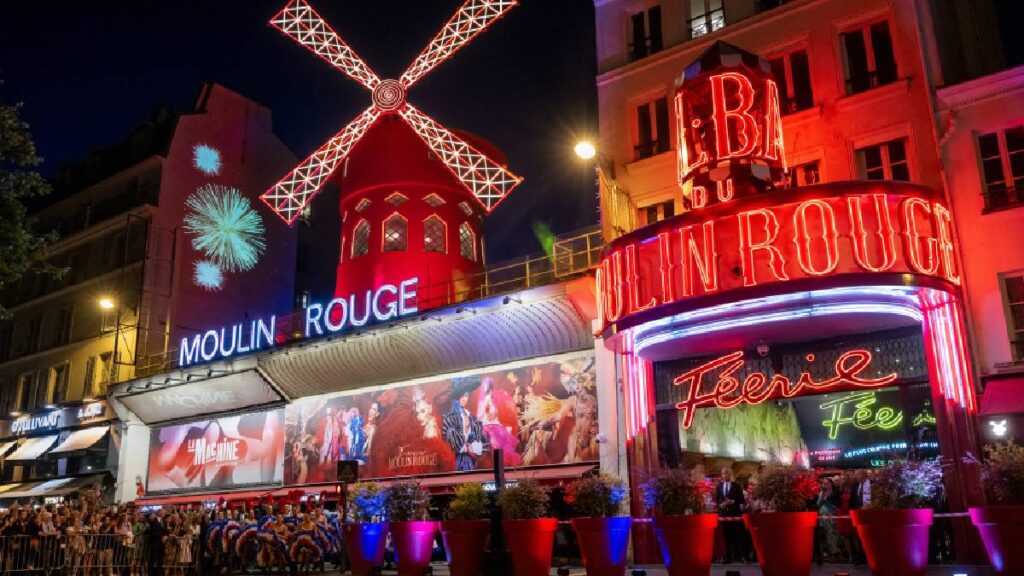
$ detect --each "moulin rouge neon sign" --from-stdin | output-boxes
[673,349,897,429]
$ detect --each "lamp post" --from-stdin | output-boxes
[574,140,635,240]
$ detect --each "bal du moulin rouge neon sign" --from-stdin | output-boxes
[673,349,898,429]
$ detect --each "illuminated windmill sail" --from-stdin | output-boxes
[261,0,523,225]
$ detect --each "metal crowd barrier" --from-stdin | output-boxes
[0,534,200,575]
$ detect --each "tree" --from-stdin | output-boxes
[0,89,57,317]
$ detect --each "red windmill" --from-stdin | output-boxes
[260,0,523,226]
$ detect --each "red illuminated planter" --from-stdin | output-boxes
[390,521,438,576]
[653,513,718,576]
[970,506,1024,575]
[571,516,631,576]
[744,512,817,576]
[503,518,557,576]
[441,519,490,576]
[342,522,388,576]
[851,508,933,576]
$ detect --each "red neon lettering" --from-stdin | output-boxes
[678,221,719,296]
[737,208,789,286]
[675,92,706,181]
[709,72,759,159]
[657,232,677,303]
[932,203,960,285]
[793,199,839,276]
[690,185,709,209]
[625,244,657,313]
[762,79,785,165]
[601,252,625,322]
[673,349,898,429]
[716,179,735,202]
[901,197,940,275]
[847,194,897,272]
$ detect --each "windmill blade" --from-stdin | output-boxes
[399,0,519,88]
[271,0,381,91]
[399,104,522,212]
[261,106,382,225]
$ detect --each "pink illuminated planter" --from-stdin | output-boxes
[441,519,489,576]
[389,521,438,576]
[503,518,557,576]
[571,516,631,576]
[342,522,388,576]
[851,508,933,576]
[653,513,718,576]
[970,506,1024,575]
[744,512,817,576]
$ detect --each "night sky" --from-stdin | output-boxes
[0,1,599,263]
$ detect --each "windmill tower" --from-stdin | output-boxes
[261,0,522,308]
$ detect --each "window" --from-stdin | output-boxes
[689,0,725,39]
[0,323,12,362]
[841,20,898,95]
[857,139,909,181]
[641,200,675,225]
[1004,274,1024,361]
[768,49,813,114]
[26,314,43,355]
[354,198,372,213]
[978,125,1024,211]
[34,370,51,408]
[788,160,821,187]
[385,192,408,206]
[423,193,445,207]
[49,362,70,405]
[351,220,370,258]
[629,5,663,62]
[635,98,671,161]
[423,215,446,253]
[84,352,113,399]
[458,202,474,217]
[459,223,476,261]
[57,304,74,346]
[383,214,408,252]
[0,379,14,415]
[17,372,35,411]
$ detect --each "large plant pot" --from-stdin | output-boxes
[571,516,631,576]
[441,519,490,576]
[970,506,1024,575]
[653,513,719,576]
[390,521,439,576]
[851,508,932,576]
[342,522,388,576]
[503,518,558,576]
[744,512,817,576]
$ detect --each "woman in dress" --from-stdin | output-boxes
[815,476,842,563]
[476,378,522,466]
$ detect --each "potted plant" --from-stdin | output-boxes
[968,441,1024,575]
[851,459,942,576]
[566,474,631,576]
[498,479,557,576]
[385,480,437,576]
[343,482,388,576]
[640,468,717,576]
[441,483,490,576]
[744,464,819,576]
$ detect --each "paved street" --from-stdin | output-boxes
[366,563,993,575]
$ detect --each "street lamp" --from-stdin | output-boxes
[98,297,115,310]
[574,140,597,160]
[574,140,635,239]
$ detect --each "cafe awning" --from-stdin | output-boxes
[6,435,59,461]
[981,377,1024,415]
[49,426,109,455]
[0,441,17,458]
[0,475,107,500]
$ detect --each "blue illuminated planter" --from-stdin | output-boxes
[571,516,631,576]
[971,506,1024,575]
[342,522,387,576]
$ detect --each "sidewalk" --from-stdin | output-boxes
[410,563,991,575]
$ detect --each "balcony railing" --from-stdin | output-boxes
[134,226,605,377]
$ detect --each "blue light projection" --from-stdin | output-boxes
[184,184,266,273]
[192,144,222,175]
[193,260,224,291]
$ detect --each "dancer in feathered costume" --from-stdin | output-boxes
[255,530,288,571]
[221,520,243,555]
[234,525,261,568]
[288,530,324,573]
[207,519,228,569]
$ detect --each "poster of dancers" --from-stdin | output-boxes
[283,353,598,483]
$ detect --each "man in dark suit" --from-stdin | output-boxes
[441,390,489,471]
[716,467,746,563]
[147,511,168,576]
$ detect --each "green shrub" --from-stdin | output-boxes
[751,464,818,513]
[447,483,489,521]
[385,480,430,522]
[640,468,712,515]
[567,473,628,517]
[973,441,1024,506]
[869,459,944,510]
[497,479,549,520]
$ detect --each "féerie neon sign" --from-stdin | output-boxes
[819,391,903,440]
[673,349,897,428]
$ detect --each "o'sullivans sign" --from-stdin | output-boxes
[179,278,419,367]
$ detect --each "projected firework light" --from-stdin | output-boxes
[184,184,267,291]
[260,0,523,225]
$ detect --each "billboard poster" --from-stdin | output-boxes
[284,353,597,483]
[148,409,284,492]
